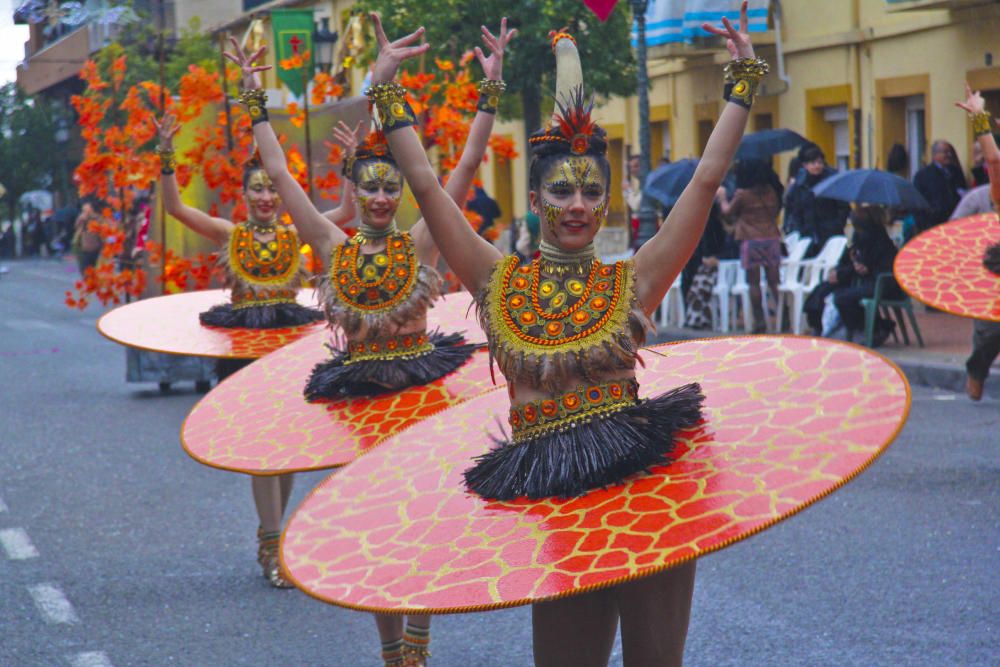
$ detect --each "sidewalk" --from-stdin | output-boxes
[653,306,1000,400]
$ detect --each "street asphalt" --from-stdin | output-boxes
[1,257,997,667]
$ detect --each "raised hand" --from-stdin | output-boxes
[223,36,271,91]
[369,12,430,84]
[955,83,986,115]
[332,119,365,156]
[475,17,517,81]
[701,0,755,60]
[151,113,179,149]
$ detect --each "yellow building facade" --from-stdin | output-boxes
[484,0,1000,245]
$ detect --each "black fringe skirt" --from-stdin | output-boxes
[983,241,1000,276]
[464,383,705,501]
[303,330,477,401]
[199,302,324,329]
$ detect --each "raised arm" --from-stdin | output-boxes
[225,38,347,267]
[321,120,363,226]
[633,1,757,313]
[956,84,1000,206]
[370,14,502,293]
[411,19,516,266]
[153,113,232,245]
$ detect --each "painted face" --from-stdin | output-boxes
[534,156,609,249]
[355,160,403,227]
[244,170,279,221]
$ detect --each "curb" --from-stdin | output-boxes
[651,328,1000,401]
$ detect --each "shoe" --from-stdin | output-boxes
[966,375,984,402]
[258,530,294,589]
[872,320,896,348]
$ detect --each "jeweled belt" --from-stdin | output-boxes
[232,287,298,309]
[509,377,640,444]
[344,331,434,364]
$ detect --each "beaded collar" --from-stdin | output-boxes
[228,222,300,286]
[330,231,418,314]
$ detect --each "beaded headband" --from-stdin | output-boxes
[343,130,398,181]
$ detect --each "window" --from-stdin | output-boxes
[823,105,850,171]
[904,95,926,176]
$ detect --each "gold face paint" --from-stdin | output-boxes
[356,161,403,219]
[539,157,608,233]
[245,169,279,222]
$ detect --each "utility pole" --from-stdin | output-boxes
[630,0,658,247]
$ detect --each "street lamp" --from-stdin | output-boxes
[54,115,71,209]
[313,17,339,73]
[629,0,658,248]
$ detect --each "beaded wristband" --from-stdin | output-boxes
[723,56,769,109]
[157,146,176,175]
[238,88,269,125]
[477,79,506,114]
[971,111,992,137]
[367,82,417,132]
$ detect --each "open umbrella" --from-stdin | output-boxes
[812,169,930,210]
[644,158,698,208]
[735,128,808,160]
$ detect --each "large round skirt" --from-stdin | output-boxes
[181,292,492,475]
[281,336,910,614]
[894,214,1000,321]
[97,289,324,359]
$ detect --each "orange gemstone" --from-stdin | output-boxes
[396,268,407,277]
[572,311,590,324]
[513,276,529,290]
[545,321,564,337]
[520,311,537,324]
[518,265,531,274]
[599,266,613,276]
[595,281,610,291]
[609,383,622,398]
[541,400,558,417]
[523,404,537,422]
[387,340,398,350]
[509,295,526,309]
[367,289,380,300]
[510,411,521,426]
[402,335,413,346]
[590,297,608,310]
[371,342,380,352]
[562,394,580,409]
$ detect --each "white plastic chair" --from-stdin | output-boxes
[776,235,848,334]
[658,274,685,328]
[710,259,741,332]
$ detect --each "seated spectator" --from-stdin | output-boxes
[682,202,735,330]
[803,207,901,346]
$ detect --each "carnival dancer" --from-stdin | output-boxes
[948,86,1000,400]
[223,20,515,665]
[150,115,353,588]
[365,6,761,664]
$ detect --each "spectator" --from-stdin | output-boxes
[467,185,502,237]
[682,202,735,329]
[913,139,967,232]
[784,144,850,255]
[887,143,909,178]
[73,198,104,275]
[622,154,642,247]
[716,159,783,333]
[514,210,540,261]
[803,207,901,345]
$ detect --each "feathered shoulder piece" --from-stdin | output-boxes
[528,86,607,158]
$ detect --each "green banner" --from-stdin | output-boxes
[271,8,314,97]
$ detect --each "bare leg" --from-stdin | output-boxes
[278,473,295,516]
[251,476,284,533]
[746,266,764,332]
[617,561,697,667]
[764,264,780,332]
[533,588,619,667]
[374,614,404,643]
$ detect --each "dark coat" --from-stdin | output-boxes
[912,162,966,231]
[784,166,850,254]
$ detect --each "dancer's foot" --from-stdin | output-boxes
[402,623,431,666]
[965,374,984,401]
[258,530,294,588]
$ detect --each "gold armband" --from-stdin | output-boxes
[723,56,769,109]
[477,79,506,114]
[157,146,176,175]
[366,82,417,132]
[971,111,992,137]
[238,88,268,124]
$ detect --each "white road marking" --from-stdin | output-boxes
[5,319,57,331]
[68,652,114,667]
[0,527,40,559]
[28,583,79,624]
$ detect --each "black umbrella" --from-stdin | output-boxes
[644,158,699,208]
[811,169,930,210]
[735,128,808,160]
